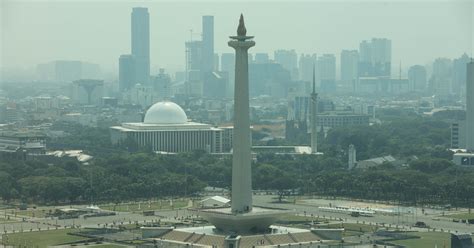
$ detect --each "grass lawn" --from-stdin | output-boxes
[390,232,451,248]
[14,209,49,218]
[90,244,132,248]
[2,229,89,248]
[446,212,474,220]
[326,223,378,237]
[328,223,376,232]
[277,214,327,223]
[99,199,188,212]
[0,218,16,224]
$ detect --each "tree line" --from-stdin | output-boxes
[0,116,473,208]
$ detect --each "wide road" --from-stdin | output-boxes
[1,195,472,240]
[253,194,473,234]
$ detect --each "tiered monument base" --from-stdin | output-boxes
[191,207,293,234]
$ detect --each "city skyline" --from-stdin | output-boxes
[0,3,474,246]
[1,0,473,78]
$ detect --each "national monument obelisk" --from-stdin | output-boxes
[195,15,289,233]
[228,14,255,214]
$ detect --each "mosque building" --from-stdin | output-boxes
[110,101,232,153]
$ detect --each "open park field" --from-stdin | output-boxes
[2,229,88,248]
[390,232,451,248]
[446,212,474,220]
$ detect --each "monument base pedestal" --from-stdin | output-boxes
[191,206,293,234]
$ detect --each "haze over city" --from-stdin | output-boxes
[1,0,473,79]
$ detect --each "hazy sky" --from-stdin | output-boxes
[1,0,473,75]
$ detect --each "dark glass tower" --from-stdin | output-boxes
[131,7,150,84]
[201,15,214,73]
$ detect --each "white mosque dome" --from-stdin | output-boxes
[143,101,188,124]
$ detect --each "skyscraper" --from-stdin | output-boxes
[131,7,150,84]
[201,16,214,73]
[318,54,336,92]
[358,38,391,77]
[119,54,135,91]
[274,49,298,80]
[299,54,317,93]
[341,50,359,88]
[221,53,235,97]
[466,59,474,151]
[371,38,391,76]
[408,65,427,91]
[150,69,172,100]
[254,53,269,64]
[453,53,470,95]
[430,58,452,94]
[185,40,203,73]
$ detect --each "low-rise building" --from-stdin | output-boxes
[317,112,370,128]
[0,131,46,155]
[453,152,474,166]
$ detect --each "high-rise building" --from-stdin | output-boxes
[131,7,150,84]
[453,59,474,166]
[467,59,474,151]
[150,69,172,100]
[72,79,104,105]
[186,70,203,97]
[185,40,203,73]
[249,63,291,97]
[119,54,136,91]
[358,38,391,77]
[318,54,336,92]
[201,16,214,73]
[221,53,235,97]
[203,72,228,98]
[214,53,220,71]
[430,58,452,94]
[453,53,470,95]
[451,122,466,149]
[340,50,359,88]
[310,66,318,154]
[130,83,155,108]
[274,49,298,80]
[299,54,317,93]
[37,60,100,82]
[408,65,427,91]
[254,53,269,64]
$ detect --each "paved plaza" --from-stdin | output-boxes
[1,194,472,243]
